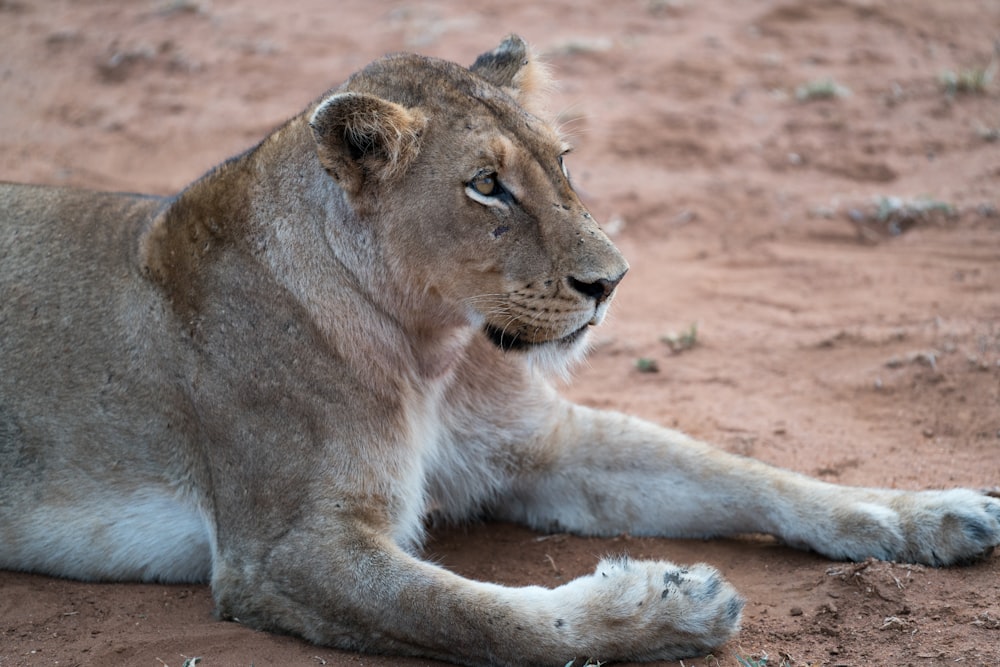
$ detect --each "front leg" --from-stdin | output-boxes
[496,400,1000,566]
[213,520,742,666]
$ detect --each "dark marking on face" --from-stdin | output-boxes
[484,324,527,351]
[492,225,510,238]
[482,321,589,352]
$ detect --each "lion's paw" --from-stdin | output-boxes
[549,558,743,662]
[813,489,1000,566]
[890,489,1000,566]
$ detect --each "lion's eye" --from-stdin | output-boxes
[471,172,501,197]
[558,154,570,179]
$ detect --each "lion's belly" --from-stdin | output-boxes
[0,486,214,583]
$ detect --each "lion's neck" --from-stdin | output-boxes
[246,117,478,385]
[145,114,476,392]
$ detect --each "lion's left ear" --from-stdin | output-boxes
[470,34,552,116]
[309,92,426,196]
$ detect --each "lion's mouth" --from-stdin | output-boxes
[483,323,589,352]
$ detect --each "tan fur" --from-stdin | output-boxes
[1,35,998,666]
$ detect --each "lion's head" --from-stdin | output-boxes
[307,36,628,363]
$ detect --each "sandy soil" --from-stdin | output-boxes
[2,0,999,665]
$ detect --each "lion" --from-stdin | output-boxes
[1,35,998,666]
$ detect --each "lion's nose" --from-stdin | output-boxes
[567,269,627,305]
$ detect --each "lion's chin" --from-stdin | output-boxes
[482,323,590,353]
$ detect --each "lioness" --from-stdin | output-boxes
[1,35,998,666]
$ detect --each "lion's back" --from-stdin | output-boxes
[0,183,167,378]
[0,182,163,262]
[0,182,182,429]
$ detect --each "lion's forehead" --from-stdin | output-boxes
[472,125,555,158]
[452,115,564,187]
[351,52,563,154]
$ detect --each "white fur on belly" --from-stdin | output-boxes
[2,487,213,583]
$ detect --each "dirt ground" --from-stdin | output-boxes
[2,0,999,665]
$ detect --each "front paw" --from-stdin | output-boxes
[813,489,1000,566]
[551,558,743,662]
[891,489,1000,565]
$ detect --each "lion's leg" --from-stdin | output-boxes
[495,401,1000,566]
[211,523,741,666]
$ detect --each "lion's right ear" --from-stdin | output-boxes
[309,92,426,195]
[471,35,551,117]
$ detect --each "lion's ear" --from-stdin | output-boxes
[309,92,426,195]
[470,34,552,116]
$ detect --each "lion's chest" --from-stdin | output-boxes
[387,380,453,551]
